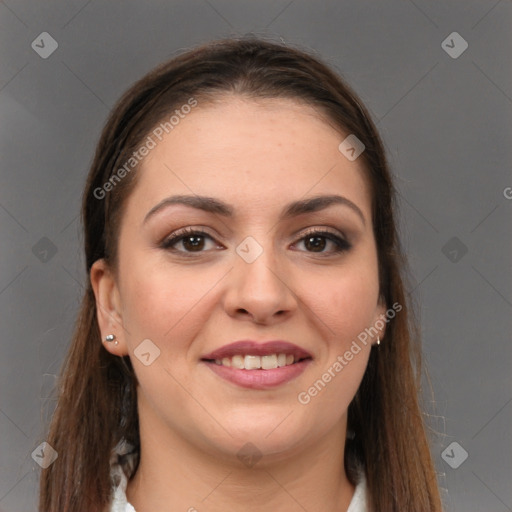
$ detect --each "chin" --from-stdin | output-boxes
[217,418,308,455]
[206,433,305,468]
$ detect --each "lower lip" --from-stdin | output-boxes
[202,359,312,390]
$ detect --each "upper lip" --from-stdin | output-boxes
[201,340,313,361]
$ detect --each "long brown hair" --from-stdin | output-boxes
[39,36,442,511]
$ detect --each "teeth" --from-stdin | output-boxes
[213,353,299,370]
[244,355,261,370]
[231,355,244,369]
[261,354,277,370]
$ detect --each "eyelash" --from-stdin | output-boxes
[160,227,351,256]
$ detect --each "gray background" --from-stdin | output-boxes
[0,1,511,510]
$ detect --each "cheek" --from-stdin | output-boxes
[303,267,380,344]
[296,270,375,419]
[119,259,220,351]
[122,278,172,337]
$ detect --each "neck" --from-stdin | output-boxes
[126,401,355,512]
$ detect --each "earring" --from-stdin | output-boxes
[376,336,380,346]
[105,334,119,346]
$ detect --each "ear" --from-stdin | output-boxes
[90,259,128,356]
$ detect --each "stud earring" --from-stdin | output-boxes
[105,334,119,346]
[376,336,380,346]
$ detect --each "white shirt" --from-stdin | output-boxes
[108,440,368,512]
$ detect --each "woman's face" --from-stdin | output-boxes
[92,96,386,462]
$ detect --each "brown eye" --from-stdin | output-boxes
[304,235,327,252]
[295,230,351,255]
[161,228,220,254]
[181,234,206,251]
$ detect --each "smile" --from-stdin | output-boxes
[205,353,309,370]
[201,356,313,389]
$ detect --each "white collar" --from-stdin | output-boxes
[108,439,137,512]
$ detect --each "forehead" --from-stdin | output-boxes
[125,97,372,222]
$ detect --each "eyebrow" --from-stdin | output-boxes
[143,193,366,226]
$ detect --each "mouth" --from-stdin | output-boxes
[200,340,313,389]
[201,354,312,370]
[200,339,313,362]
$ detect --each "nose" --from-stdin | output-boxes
[222,245,297,325]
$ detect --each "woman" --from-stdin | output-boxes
[39,36,442,511]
